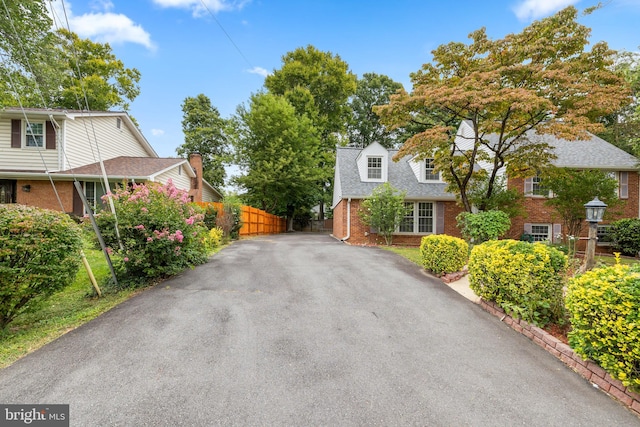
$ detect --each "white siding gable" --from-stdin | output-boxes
[332,155,343,209]
[154,166,192,193]
[63,115,155,169]
[454,120,476,151]
[408,155,443,183]
[408,156,422,181]
[356,142,388,182]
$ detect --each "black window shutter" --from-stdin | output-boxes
[11,119,21,148]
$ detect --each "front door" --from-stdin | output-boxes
[0,180,16,204]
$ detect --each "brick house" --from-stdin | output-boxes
[0,107,222,215]
[332,121,639,246]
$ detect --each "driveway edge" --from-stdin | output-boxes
[478,298,640,418]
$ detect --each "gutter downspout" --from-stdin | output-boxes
[341,198,351,242]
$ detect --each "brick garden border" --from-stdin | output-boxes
[478,299,640,417]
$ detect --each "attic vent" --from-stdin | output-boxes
[116,118,121,129]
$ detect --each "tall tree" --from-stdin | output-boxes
[176,94,229,188]
[347,73,404,148]
[375,6,631,213]
[232,92,323,230]
[264,45,357,218]
[1,1,140,112]
[53,29,141,111]
[265,45,357,146]
[0,0,62,107]
[598,51,640,157]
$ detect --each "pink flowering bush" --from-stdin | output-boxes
[95,180,208,287]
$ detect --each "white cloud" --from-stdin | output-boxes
[151,129,165,136]
[48,1,155,51]
[152,0,250,17]
[247,66,270,77]
[512,0,579,20]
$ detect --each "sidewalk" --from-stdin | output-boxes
[444,274,480,303]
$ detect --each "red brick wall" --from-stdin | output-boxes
[332,199,345,239]
[15,180,75,213]
[332,198,464,246]
[188,154,203,203]
[508,173,640,251]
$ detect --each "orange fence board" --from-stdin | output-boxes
[196,202,286,236]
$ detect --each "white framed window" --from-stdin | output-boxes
[399,202,414,232]
[367,156,383,180]
[531,175,548,196]
[425,159,439,181]
[530,224,551,242]
[597,225,613,246]
[398,201,434,233]
[418,202,434,233]
[24,121,44,147]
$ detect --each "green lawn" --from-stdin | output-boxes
[382,246,422,266]
[0,247,142,369]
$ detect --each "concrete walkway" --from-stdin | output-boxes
[443,274,480,303]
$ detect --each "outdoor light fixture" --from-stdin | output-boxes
[584,197,607,223]
[584,197,607,270]
[21,184,31,192]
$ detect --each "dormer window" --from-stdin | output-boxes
[425,158,439,181]
[367,157,383,180]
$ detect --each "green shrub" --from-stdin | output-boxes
[456,210,511,244]
[420,235,469,275]
[96,180,209,288]
[469,240,567,327]
[565,264,640,392]
[206,227,225,251]
[203,203,219,230]
[0,205,83,328]
[609,218,640,257]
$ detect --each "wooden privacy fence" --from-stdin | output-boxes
[197,202,286,236]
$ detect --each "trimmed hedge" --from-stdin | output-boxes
[0,205,82,328]
[468,240,567,327]
[566,264,640,393]
[456,210,511,244]
[420,235,469,276]
[609,218,640,257]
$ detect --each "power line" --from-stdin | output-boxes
[198,0,254,69]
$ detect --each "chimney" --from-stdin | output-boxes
[188,153,203,203]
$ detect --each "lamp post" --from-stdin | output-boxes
[584,197,607,270]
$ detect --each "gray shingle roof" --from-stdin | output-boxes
[484,129,639,170]
[335,147,455,200]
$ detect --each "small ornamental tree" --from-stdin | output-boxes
[96,180,209,287]
[358,182,407,245]
[0,205,82,328]
[541,167,620,240]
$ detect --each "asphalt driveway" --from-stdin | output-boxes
[1,233,638,426]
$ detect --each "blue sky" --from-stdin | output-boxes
[49,0,640,159]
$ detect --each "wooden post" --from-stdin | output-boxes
[585,222,597,271]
